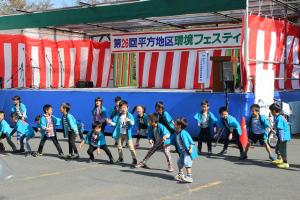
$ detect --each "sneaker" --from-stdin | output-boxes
[58,153,64,159]
[174,173,184,181]
[277,163,290,169]
[269,155,276,161]
[180,176,193,183]
[71,154,79,159]
[134,143,140,149]
[218,149,227,155]
[32,152,42,157]
[135,162,145,168]
[167,165,174,172]
[116,158,124,163]
[87,159,93,163]
[132,158,137,165]
[65,154,73,159]
[124,143,128,148]
[272,159,283,165]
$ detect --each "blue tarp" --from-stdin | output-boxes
[0,89,257,137]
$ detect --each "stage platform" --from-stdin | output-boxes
[0,88,299,136]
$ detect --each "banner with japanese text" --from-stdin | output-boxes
[111,27,242,52]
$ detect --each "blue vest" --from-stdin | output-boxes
[0,119,13,138]
[85,131,106,147]
[15,120,35,139]
[11,103,27,119]
[275,115,291,142]
[174,129,198,160]
[40,115,61,139]
[194,111,217,135]
[111,112,135,140]
[218,115,242,135]
[147,123,171,145]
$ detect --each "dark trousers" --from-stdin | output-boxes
[68,132,78,155]
[37,135,63,154]
[198,127,212,152]
[87,144,113,160]
[223,129,244,153]
[0,134,17,151]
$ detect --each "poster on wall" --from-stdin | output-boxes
[255,69,275,116]
[111,27,241,52]
[198,51,209,83]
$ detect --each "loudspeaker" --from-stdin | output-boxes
[86,81,94,88]
[76,80,94,88]
[224,80,234,92]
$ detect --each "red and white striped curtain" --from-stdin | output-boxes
[0,34,112,89]
[241,15,300,92]
[136,49,240,90]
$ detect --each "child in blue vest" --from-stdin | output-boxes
[11,112,35,155]
[107,100,137,165]
[174,117,198,183]
[132,105,148,148]
[135,113,174,172]
[80,121,115,164]
[0,111,17,152]
[60,102,79,159]
[92,97,108,132]
[244,104,275,161]
[109,96,122,146]
[11,96,27,121]
[269,103,291,169]
[32,104,64,158]
[194,100,217,155]
[155,101,175,134]
[217,106,245,159]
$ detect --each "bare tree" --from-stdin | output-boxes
[0,0,53,15]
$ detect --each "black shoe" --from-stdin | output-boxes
[71,154,79,159]
[87,158,93,163]
[32,152,42,157]
[19,149,25,153]
[207,151,212,156]
[132,158,137,165]
[109,158,115,164]
[116,158,124,163]
[218,149,227,155]
[239,153,248,160]
[58,153,64,159]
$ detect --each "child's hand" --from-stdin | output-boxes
[106,119,112,124]
[149,140,154,145]
[198,122,201,127]
[79,141,84,149]
[228,133,233,141]
[189,147,193,154]
[21,117,25,122]
[96,148,101,154]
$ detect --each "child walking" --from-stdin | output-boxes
[135,113,174,172]
[11,96,27,121]
[174,117,198,183]
[194,100,217,155]
[32,104,64,158]
[60,103,80,159]
[107,100,137,165]
[80,121,115,164]
[269,103,291,169]
[217,106,245,159]
[0,111,17,152]
[132,105,148,148]
[244,104,275,161]
[11,112,35,155]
